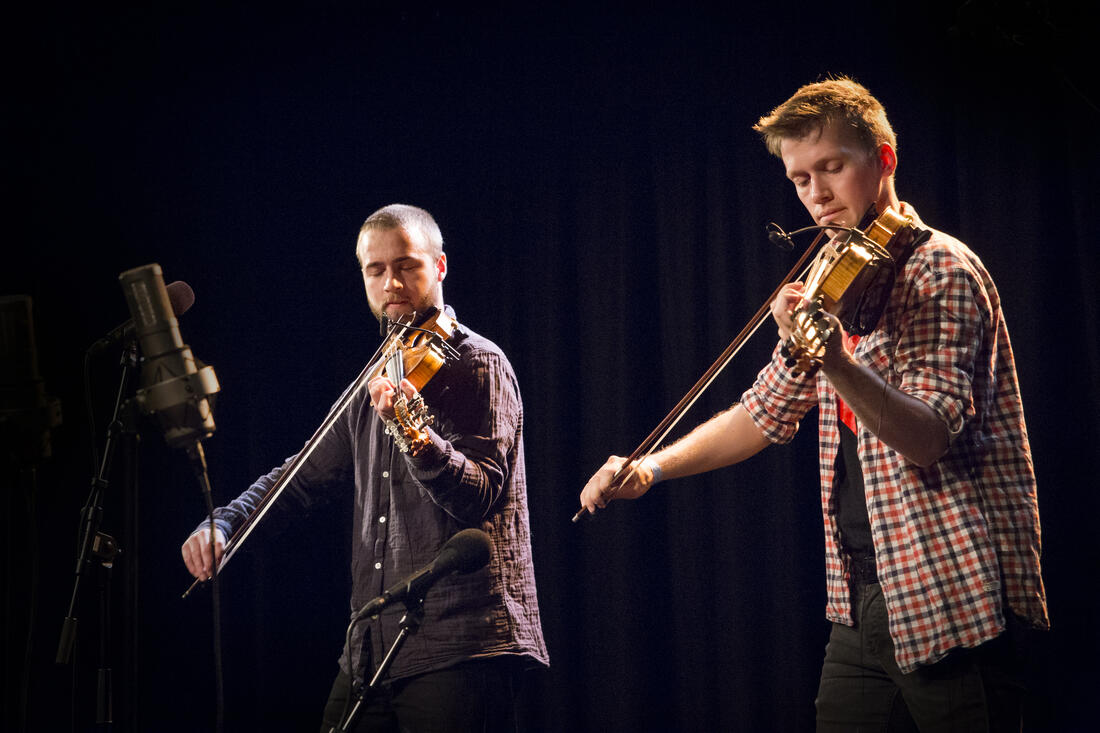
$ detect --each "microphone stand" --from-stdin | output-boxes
[333,601,425,733]
[57,340,140,730]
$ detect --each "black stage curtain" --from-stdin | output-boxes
[5,3,1096,732]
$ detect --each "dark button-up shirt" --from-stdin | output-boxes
[205,308,548,683]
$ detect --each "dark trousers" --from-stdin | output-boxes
[815,582,1026,733]
[320,657,521,733]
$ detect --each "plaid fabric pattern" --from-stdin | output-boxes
[741,205,1047,673]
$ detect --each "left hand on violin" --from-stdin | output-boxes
[772,281,853,371]
[368,375,419,421]
[771,281,805,341]
[816,310,853,372]
[368,309,457,456]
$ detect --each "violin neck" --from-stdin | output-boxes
[385,349,406,383]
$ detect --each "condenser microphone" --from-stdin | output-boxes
[118,264,219,449]
[90,280,195,354]
[353,528,492,619]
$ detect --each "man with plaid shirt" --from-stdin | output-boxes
[580,78,1047,731]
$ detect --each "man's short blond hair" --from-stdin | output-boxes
[356,203,444,265]
[753,77,896,161]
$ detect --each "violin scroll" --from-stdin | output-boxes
[780,300,836,374]
[384,390,434,455]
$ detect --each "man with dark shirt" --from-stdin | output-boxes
[183,203,548,732]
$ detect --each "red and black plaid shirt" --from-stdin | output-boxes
[742,205,1048,673]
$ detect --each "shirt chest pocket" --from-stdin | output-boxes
[854,329,896,379]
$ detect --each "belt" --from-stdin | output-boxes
[847,555,878,586]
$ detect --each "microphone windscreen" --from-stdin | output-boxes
[437,528,492,575]
[166,281,195,317]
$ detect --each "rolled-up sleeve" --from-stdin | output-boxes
[407,349,518,523]
[741,343,819,444]
[892,250,988,438]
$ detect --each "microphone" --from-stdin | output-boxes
[354,528,492,619]
[118,264,219,449]
[766,222,794,251]
[90,280,195,354]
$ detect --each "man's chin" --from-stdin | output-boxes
[820,218,858,240]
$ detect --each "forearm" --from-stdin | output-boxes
[651,404,771,479]
[407,429,509,522]
[403,349,521,522]
[822,350,949,467]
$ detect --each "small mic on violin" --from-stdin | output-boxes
[766,222,795,251]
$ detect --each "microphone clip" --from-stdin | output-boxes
[765,222,794,251]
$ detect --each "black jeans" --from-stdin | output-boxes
[816,582,1026,733]
[320,657,521,733]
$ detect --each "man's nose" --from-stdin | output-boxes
[810,176,831,203]
[383,270,402,291]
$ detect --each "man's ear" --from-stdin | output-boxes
[436,253,448,283]
[879,143,897,177]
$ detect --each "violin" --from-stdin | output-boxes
[780,205,930,374]
[372,308,459,455]
[571,204,929,522]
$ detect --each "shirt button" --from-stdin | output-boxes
[378,516,386,524]
[374,562,382,570]
[382,471,389,478]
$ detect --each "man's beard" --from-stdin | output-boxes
[370,293,438,325]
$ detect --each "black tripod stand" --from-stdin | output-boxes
[332,601,425,733]
[56,342,139,730]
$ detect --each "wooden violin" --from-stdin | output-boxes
[780,205,929,374]
[373,308,458,456]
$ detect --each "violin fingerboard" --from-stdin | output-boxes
[385,350,405,383]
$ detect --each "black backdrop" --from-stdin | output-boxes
[5,2,1098,732]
